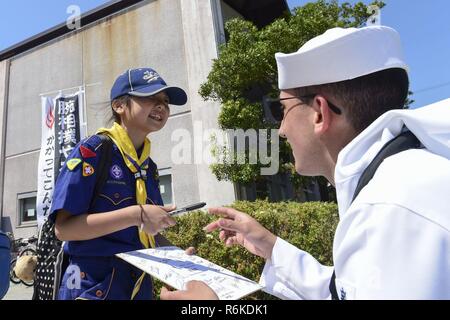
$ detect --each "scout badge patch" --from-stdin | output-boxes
[82,162,95,177]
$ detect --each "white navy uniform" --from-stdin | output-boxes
[259,26,450,299]
[260,100,450,299]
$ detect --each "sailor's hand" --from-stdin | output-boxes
[204,207,277,260]
[160,280,219,300]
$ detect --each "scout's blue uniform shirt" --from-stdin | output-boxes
[49,135,163,300]
[50,135,163,256]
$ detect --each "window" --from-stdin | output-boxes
[18,192,37,226]
[159,174,173,206]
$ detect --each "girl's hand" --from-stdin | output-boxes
[139,205,176,235]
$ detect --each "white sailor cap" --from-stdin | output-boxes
[276,26,409,90]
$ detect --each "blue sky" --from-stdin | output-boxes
[0,0,109,49]
[1,0,449,108]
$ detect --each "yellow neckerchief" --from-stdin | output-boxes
[97,122,155,299]
[97,122,155,248]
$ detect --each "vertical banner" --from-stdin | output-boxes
[36,91,86,229]
[36,97,56,228]
[53,94,82,179]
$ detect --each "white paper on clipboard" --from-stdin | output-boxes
[116,246,263,300]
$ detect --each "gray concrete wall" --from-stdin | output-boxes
[0,60,8,231]
[2,32,83,237]
[82,0,190,133]
[179,0,236,207]
[6,33,83,157]
[81,0,200,207]
[2,153,40,238]
[0,61,6,143]
[150,112,200,206]
[2,0,216,235]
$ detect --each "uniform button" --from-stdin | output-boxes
[114,193,120,199]
[80,272,86,279]
[96,290,103,298]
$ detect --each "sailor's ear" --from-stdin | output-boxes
[312,95,332,135]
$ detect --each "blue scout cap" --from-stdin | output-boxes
[110,68,188,105]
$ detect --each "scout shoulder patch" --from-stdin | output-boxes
[82,162,95,177]
[67,158,82,171]
[80,145,97,159]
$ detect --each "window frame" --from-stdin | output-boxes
[158,168,174,206]
[16,191,38,228]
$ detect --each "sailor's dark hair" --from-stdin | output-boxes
[296,68,409,134]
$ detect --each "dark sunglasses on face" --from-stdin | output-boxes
[263,94,342,123]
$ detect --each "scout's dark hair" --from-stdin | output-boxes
[109,95,132,125]
[296,68,409,134]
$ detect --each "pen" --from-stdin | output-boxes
[169,202,207,217]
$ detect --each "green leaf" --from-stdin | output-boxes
[200,0,386,189]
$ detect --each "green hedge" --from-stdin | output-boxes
[157,200,339,300]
